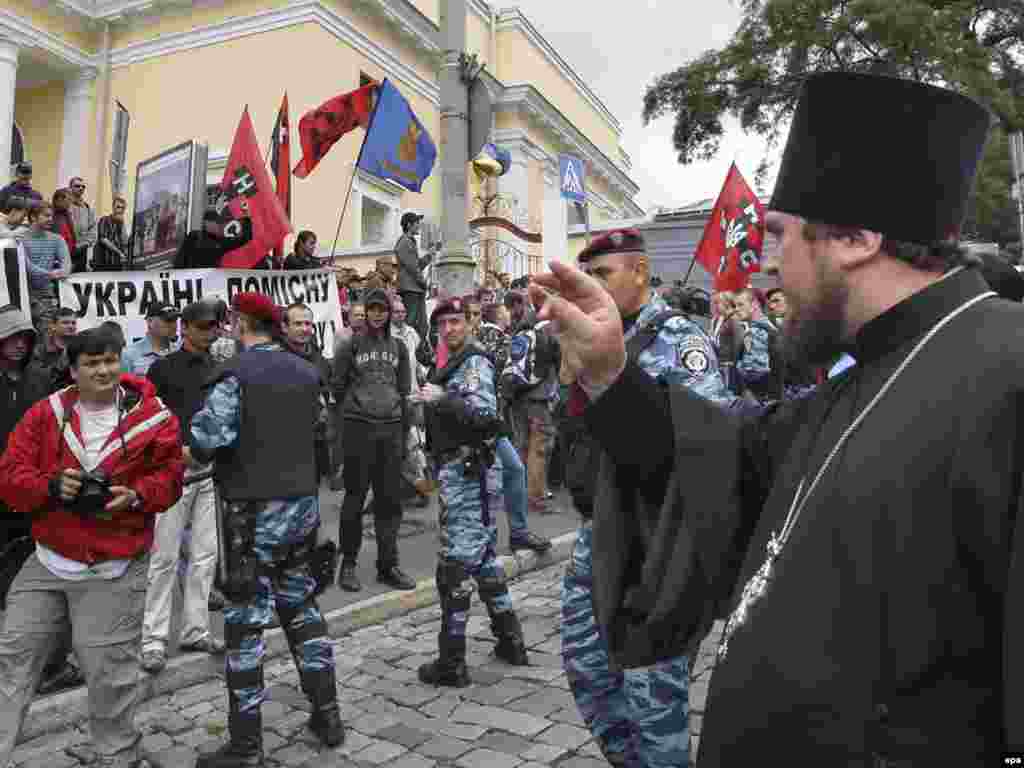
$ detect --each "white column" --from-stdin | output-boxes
[0,38,19,184]
[542,162,568,264]
[58,69,96,187]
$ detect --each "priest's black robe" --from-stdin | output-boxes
[586,267,1024,765]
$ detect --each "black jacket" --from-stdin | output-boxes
[25,338,71,394]
[333,330,410,424]
[147,346,217,444]
[283,253,319,270]
[174,219,253,269]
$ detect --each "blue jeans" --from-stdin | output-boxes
[495,436,527,539]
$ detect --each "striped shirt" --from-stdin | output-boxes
[22,230,70,293]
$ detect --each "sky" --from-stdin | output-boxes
[510,0,778,213]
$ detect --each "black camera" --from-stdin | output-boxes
[74,470,114,517]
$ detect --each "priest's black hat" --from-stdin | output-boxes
[769,72,994,245]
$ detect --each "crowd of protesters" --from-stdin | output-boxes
[0,161,882,768]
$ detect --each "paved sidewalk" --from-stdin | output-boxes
[8,562,716,768]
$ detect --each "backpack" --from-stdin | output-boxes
[500,321,557,399]
[564,310,682,505]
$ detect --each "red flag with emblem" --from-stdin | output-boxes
[693,163,765,292]
[269,93,291,266]
[218,107,292,269]
[293,84,376,179]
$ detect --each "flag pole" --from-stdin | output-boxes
[679,251,698,288]
[329,81,384,263]
[584,200,591,247]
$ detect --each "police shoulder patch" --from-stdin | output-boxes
[680,347,710,374]
[676,330,712,374]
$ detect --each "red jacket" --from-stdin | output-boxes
[0,374,184,564]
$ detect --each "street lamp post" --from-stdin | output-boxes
[435,0,478,299]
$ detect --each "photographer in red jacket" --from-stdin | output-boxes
[0,325,184,768]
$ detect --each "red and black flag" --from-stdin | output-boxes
[693,163,765,292]
[293,84,377,179]
[269,93,291,265]
[217,107,292,269]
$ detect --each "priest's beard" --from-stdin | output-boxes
[781,260,849,368]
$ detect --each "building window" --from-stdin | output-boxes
[361,195,391,246]
[10,123,24,167]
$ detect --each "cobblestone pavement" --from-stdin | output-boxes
[9,562,718,768]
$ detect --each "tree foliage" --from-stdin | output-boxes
[644,0,1024,242]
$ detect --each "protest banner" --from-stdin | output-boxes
[59,268,343,357]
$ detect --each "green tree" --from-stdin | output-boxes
[644,0,1024,243]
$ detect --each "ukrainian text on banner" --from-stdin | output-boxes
[58,268,343,357]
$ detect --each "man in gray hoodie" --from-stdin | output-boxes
[333,288,415,592]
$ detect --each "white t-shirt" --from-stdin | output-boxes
[36,399,132,581]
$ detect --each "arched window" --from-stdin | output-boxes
[10,123,24,167]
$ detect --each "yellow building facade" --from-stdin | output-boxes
[0,0,642,276]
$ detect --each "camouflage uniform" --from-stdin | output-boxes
[420,347,528,686]
[739,319,818,402]
[190,354,339,761]
[562,294,733,767]
[737,318,775,395]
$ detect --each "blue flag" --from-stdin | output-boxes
[357,80,437,192]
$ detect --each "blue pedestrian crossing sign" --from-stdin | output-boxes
[559,154,586,204]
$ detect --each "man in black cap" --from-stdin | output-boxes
[122,302,179,376]
[174,209,252,269]
[141,299,225,674]
[395,212,432,339]
[531,72,1024,763]
[0,163,43,214]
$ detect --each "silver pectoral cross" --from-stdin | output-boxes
[717,532,783,661]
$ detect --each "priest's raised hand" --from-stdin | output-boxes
[527,261,625,397]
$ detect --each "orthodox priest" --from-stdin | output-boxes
[530,71,1024,765]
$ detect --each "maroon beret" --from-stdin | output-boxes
[578,228,646,264]
[430,295,466,325]
[232,292,276,322]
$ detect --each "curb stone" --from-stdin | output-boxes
[16,530,577,746]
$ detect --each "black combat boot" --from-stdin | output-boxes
[338,560,361,592]
[492,612,529,666]
[196,708,263,768]
[418,633,470,687]
[302,668,346,748]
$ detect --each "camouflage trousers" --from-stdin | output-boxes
[436,458,513,641]
[561,523,689,768]
[223,497,335,715]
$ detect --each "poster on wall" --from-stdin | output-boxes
[131,141,197,270]
[59,267,343,357]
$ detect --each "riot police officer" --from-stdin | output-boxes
[562,229,738,768]
[412,296,529,687]
[189,292,343,767]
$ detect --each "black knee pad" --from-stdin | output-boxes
[476,572,508,604]
[436,559,469,598]
[224,621,262,651]
[278,602,328,645]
